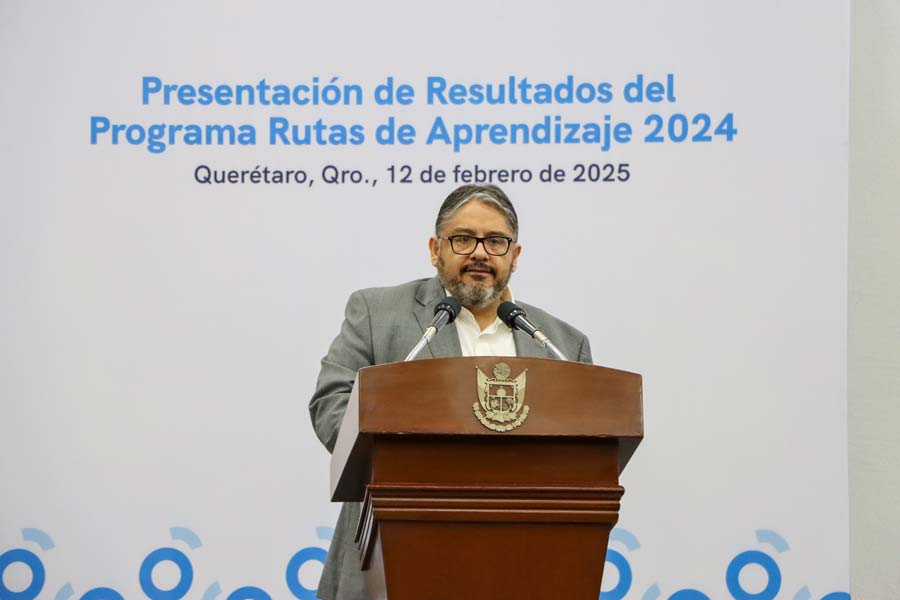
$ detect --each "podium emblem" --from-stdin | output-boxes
[474,362,529,432]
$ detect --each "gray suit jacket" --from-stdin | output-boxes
[309,277,593,600]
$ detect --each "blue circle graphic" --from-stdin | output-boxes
[139,548,194,600]
[821,594,850,600]
[669,590,712,600]
[725,550,781,600]
[286,547,328,600]
[599,549,632,600]
[80,588,125,600]
[0,549,45,600]
[226,587,271,600]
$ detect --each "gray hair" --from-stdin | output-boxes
[434,185,519,238]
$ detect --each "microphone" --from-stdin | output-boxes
[498,301,569,361]
[404,296,462,362]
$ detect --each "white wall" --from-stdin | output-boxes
[0,3,855,598]
[849,0,900,598]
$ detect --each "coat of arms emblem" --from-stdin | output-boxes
[474,362,529,432]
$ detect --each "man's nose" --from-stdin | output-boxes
[469,239,491,259]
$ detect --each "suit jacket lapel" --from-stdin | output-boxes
[513,328,548,359]
[414,278,463,359]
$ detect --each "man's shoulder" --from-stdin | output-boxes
[345,277,440,314]
[518,300,588,341]
[517,299,592,364]
[355,277,433,296]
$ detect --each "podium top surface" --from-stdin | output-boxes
[330,356,643,500]
[357,356,640,436]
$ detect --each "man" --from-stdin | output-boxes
[309,184,592,600]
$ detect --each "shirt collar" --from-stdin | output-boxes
[445,288,515,333]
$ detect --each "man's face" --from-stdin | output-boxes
[429,200,521,309]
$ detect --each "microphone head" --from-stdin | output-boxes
[497,301,526,328]
[435,296,462,323]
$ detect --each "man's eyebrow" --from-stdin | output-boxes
[447,227,512,237]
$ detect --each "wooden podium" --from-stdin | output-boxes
[330,357,643,600]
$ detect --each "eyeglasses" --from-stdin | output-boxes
[439,235,516,256]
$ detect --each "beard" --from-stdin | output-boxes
[437,255,510,310]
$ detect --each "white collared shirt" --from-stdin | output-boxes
[449,290,517,357]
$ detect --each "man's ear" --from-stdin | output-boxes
[511,243,522,272]
[429,236,440,266]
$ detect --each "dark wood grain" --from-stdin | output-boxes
[330,357,643,600]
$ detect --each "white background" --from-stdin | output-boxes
[1,2,850,599]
